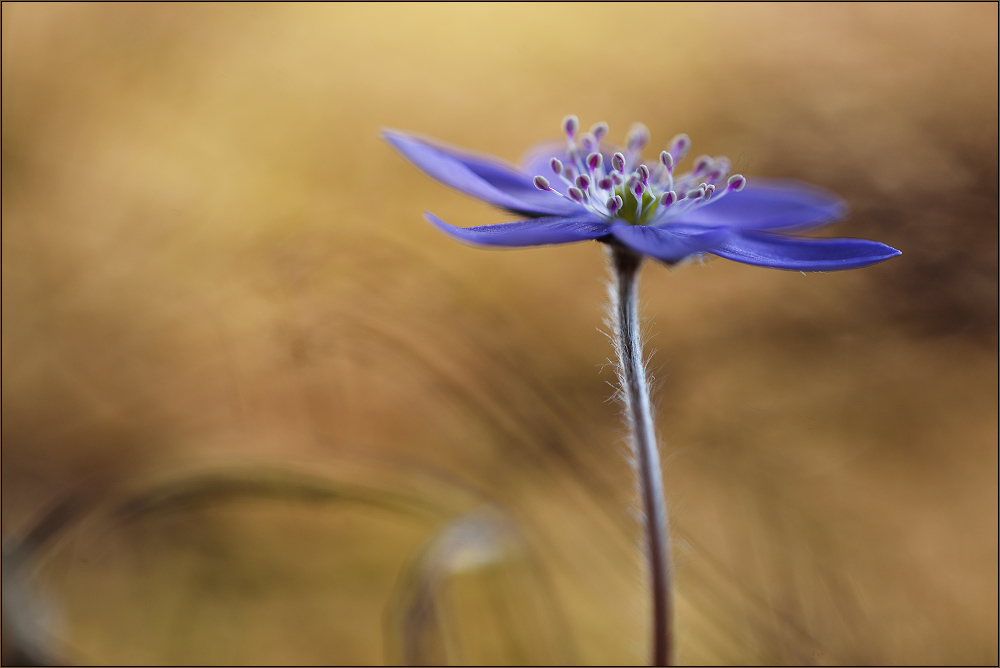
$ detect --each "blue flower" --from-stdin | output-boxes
[383,116,900,271]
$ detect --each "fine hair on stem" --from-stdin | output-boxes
[606,243,674,666]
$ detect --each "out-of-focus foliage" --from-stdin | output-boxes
[3,4,997,664]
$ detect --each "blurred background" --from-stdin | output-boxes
[2,3,997,665]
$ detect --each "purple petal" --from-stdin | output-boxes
[425,212,610,247]
[676,179,847,231]
[610,223,731,264]
[711,230,901,271]
[520,141,571,190]
[383,130,578,217]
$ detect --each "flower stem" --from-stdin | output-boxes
[608,245,673,666]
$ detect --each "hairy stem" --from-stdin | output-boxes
[609,245,673,666]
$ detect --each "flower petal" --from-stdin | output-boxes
[383,129,578,217]
[610,223,731,264]
[710,230,901,271]
[519,140,572,193]
[425,212,610,247]
[676,179,847,231]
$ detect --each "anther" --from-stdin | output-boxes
[575,174,591,190]
[597,176,613,191]
[686,187,705,200]
[692,155,714,176]
[632,181,646,198]
[704,184,716,199]
[587,152,603,171]
[638,164,650,185]
[533,175,552,191]
[626,122,650,151]
[607,195,623,212]
[709,156,731,183]
[612,152,626,173]
[562,115,579,138]
[590,122,609,142]
[580,133,597,153]
[660,191,677,207]
[568,186,586,203]
[669,134,691,162]
[659,151,674,170]
[550,158,563,175]
[727,174,746,191]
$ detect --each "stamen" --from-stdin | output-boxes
[655,150,676,191]
[638,164,650,185]
[668,134,691,163]
[633,180,647,223]
[587,152,603,172]
[562,115,579,138]
[626,122,650,152]
[692,155,714,177]
[625,122,650,172]
[541,121,741,224]
[707,156,731,184]
[566,145,580,171]
[612,152,626,173]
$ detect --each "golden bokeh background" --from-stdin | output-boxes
[2,3,997,665]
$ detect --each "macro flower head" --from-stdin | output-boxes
[383,116,900,271]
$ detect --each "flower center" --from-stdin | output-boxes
[616,183,660,225]
[532,115,746,225]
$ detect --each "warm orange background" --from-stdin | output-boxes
[3,3,997,665]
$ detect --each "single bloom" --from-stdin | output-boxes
[382,116,900,271]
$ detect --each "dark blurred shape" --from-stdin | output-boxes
[3,550,63,666]
[764,103,999,344]
[3,496,87,666]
